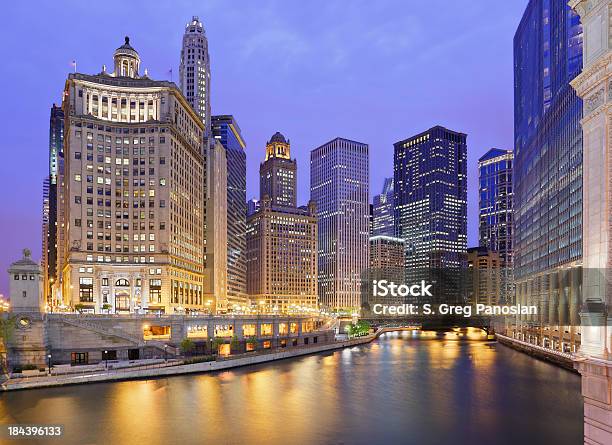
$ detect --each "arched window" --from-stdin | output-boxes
[116,278,130,287]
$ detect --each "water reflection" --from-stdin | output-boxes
[0,333,582,445]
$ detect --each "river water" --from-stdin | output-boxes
[0,331,583,445]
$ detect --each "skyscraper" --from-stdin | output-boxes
[310,138,369,311]
[260,132,297,208]
[246,132,318,312]
[394,126,467,272]
[57,37,206,313]
[478,148,514,302]
[179,16,211,139]
[513,0,583,351]
[372,177,394,237]
[179,16,229,313]
[212,115,247,309]
[44,104,64,303]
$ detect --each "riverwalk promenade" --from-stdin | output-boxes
[1,333,381,391]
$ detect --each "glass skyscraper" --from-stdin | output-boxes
[512,0,583,351]
[310,138,369,311]
[43,104,64,302]
[478,148,514,303]
[212,115,247,305]
[372,177,394,237]
[393,126,467,272]
[478,148,513,265]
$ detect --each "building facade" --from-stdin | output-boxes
[247,132,317,313]
[205,141,228,312]
[372,177,395,237]
[394,126,468,273]
[364,235,406,312]
[247,198,260,217]
[310,138,369,311]
[212,115,248,308]
[467,246,502,306]
[179,16,211,139]
[478,148,514,302]
[512,0,583,352]
[569,1,612,442]
[260,132,297,208]
[246,199,318,313]
[43,104,64,304]
[57,37,206,314]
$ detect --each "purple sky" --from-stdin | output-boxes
[0,0,528,295]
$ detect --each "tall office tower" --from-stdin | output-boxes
[364,235,405,311]
[212,115,248,309]
[42,178,50,306]
[394,126,468,275]
[478,148,514,302]
[513,0,582,351]
[260,132,297,208]
[310,138,369,311]
[45,104,64,303]
[205,141,228,312]
[179,16,211,139]
[467,247,502,306]
[58,37,206,313]
[246,132,318,312]
[372,177,395,237]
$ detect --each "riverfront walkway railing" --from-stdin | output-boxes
[495,333,574,361]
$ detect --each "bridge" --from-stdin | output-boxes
[360,314,497,336]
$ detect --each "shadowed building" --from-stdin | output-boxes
[212,115,248,310]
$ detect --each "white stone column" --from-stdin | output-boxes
[569,1,612,443]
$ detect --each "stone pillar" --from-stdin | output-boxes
[569,1,612,442]
[575,359,612,444]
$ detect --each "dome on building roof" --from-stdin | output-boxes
[114,36,139,58]
[269,132,287,144]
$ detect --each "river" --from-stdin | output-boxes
[0,330,583,445]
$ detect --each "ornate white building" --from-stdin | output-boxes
[56,37,206,314]
[569,0,612,442]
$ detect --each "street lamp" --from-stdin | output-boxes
[163,345,168,362]
[104,350,108,369]
[47,353,52,375]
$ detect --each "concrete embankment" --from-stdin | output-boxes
[496,333,577,373]
[1,334,377,391]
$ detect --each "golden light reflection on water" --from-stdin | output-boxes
[0,332,582,445]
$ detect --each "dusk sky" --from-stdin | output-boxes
[0,0,528,295]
